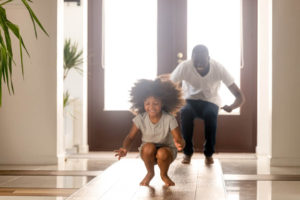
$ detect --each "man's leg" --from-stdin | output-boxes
[180,102,196,162]
[202,102,219,162]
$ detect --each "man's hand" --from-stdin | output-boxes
[114,148,127,160]
[225,83,245,111]
[221,105,233,113]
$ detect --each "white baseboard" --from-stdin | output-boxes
[270,157,300,167]
[57,152,67,165]
[79,145,89,153]
[256,146,271,157]
[0,156,58,165]
[256,146,300,167]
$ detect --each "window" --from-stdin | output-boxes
[188,0,241,114]
[103,0,157,110]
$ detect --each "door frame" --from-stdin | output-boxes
[88,0,257,152]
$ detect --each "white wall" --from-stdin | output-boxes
[271,0,300,166]
[0,0,62,164]
[257,0,300,166]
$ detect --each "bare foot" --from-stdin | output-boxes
[140,172,155,186]
[161,175,175,186]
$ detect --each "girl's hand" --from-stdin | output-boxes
[171,127,186,152]
[174,139,185,152]
[114,148,127,160]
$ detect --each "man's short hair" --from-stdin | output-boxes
[192,44,209,55]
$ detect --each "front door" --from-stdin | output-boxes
[88,0,257,152]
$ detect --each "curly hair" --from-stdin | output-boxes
[129,78,185,116]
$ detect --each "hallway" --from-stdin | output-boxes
[1,0,300,199]
[0,153,300,199]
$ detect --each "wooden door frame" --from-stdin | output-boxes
[88,0,103,150]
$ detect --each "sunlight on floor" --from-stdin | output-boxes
[1,153,300,199]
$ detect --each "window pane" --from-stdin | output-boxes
[104,0,157,110]
[188,0,241,114]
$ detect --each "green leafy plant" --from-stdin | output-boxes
[63,90,70,108]
[0,0,48,106]
[63,38,83,108]
[64,38,83,80]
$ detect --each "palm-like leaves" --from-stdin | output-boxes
[64,39,83,80]
[63,39,83,108]
[63,90,70,108]
[0,0,48,106]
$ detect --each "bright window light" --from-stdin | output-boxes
[188,0,241,114]
[104,0,157,110]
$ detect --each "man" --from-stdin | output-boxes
[170,44,245,165]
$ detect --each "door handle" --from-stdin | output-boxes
[177,52,183,64]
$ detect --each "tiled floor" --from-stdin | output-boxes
[0,197,66,200]
[218,154,300,200]
[0,176,93,188]
[67,158,226,199]
[0,152,119,199]
[0,152,300,199]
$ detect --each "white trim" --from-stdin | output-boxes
[271,157,300,167]
[57,152,67,166]
[256,146,271,157]
[79,144,89,153]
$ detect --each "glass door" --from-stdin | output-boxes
[103,0,157,111]
[88,0,257,152]
[187,0,241,114]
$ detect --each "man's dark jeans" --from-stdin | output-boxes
[180,99,219,157]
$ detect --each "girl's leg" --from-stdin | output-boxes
[156,147,175,186]
[140,143,157,186]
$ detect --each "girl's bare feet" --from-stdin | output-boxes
[161,174,175,186]
[140,172,155,186]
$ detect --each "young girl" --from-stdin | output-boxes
[115,78,186,186]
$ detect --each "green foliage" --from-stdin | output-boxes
[0,0,48,106]
[63,38,83,108]
[64,38,83,80]
[63,90,70,108]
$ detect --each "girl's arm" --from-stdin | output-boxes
[114,123,139,160]
[171,127,185,151]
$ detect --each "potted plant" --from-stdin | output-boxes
[0,0,48,106]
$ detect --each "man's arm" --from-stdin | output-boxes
[158,73,182,89]
[221,83,245,113]
[159,61,184,83]
[158,73,171,81]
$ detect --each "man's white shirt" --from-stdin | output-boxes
[170,59,234,107]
